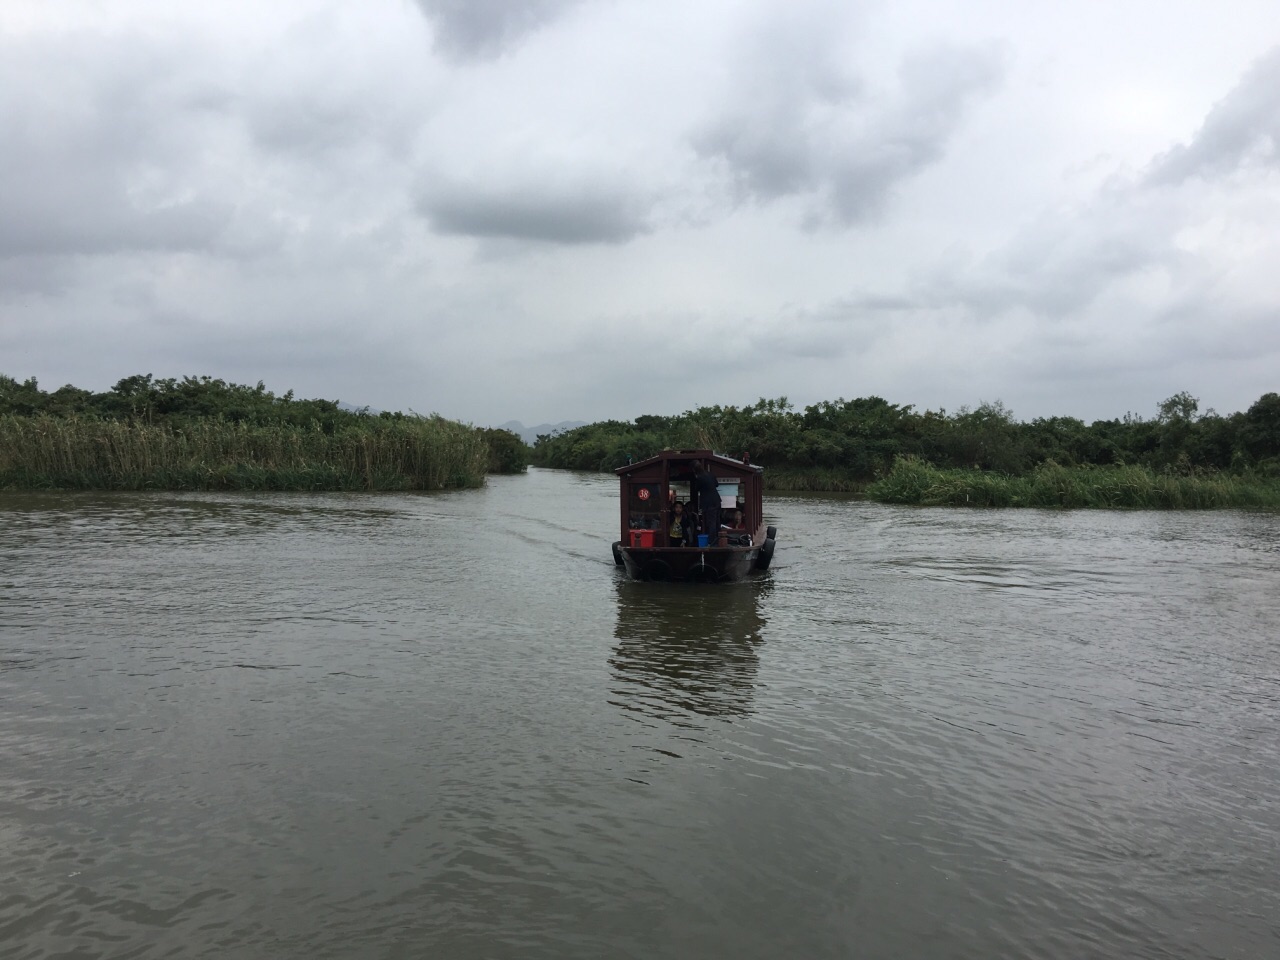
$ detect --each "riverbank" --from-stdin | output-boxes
[862,457,1280,509]
[0,414,500,491]
[763,467,867,493]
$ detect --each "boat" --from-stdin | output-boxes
[611,449,778,582]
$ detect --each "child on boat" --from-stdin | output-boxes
[669,501,692,546]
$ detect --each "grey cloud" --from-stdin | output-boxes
[0,257,77,301]
[751,326,849,360]
[927,199,1173,318]
[413,0,584,62]
[915,51,1280,324]
[823,45,1006,225]
[695,33,1005,227]
[0,198,228,260]
[416,177,649,244]
[1147,46,1280,185]
[746,297,893,361]
[693,11,863,206]
[0,23,416,277]
[238,44,421,162]
[246,94,379,157]
[0,33,232,260]
[843,293,916,313]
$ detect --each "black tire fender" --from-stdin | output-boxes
[612,541,624,567]
[766,525,777,542]
[688,562,720,583]
[644,558,672,581]
[756,537,776,571]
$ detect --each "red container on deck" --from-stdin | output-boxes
[629,529,655,548]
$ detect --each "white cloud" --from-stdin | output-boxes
[1145,47,1280,185]
[694,24,1007,227]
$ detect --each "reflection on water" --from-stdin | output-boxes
[610,581,768,722]
[0,491,400,551]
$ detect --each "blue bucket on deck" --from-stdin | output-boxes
[696,534,709,548]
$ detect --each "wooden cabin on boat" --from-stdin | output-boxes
[612,449,777,582]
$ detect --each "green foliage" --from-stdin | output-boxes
[1,373,343,428]
[533,418,685,472]
[1243,392,1280,460]
[0,374,520,491]
[866,457,1280,509]
[19,371,1266,502]
[1157,390,1200,423]
[0,376,47,416]
[530,389,1280,506]
[921,400,1029,473]
[0,414,490,491]
[763,467,866,492]
[477,427,530,474]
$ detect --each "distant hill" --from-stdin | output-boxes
[337,401,381,414]
[498,420,587,445]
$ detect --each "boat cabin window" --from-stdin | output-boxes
[668,481,690,507]
[628,482,661,529]
[717,479,740,509]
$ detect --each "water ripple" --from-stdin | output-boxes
[1,485,1278,958]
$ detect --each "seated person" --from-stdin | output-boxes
[729,509,747,530]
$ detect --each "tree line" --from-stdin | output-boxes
[532,392,1280,487]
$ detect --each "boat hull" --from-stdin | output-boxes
[619,544,761,583]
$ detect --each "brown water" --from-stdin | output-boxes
[2,468,1278,959]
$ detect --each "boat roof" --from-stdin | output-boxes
[614,449,762,477]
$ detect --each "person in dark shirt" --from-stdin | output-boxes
[692,460,721,547]
[668,500,693,546]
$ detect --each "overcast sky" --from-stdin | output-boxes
[3,0,1278,427]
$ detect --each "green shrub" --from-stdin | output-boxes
[866,457,1280,509]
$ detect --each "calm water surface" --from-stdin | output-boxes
[2,468,1278,959]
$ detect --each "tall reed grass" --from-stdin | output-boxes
[0,415,490,491]
[867,457,1280,509]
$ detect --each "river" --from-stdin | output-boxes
[2,468,1278,959]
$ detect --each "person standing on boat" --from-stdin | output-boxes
[692,460,721,547]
